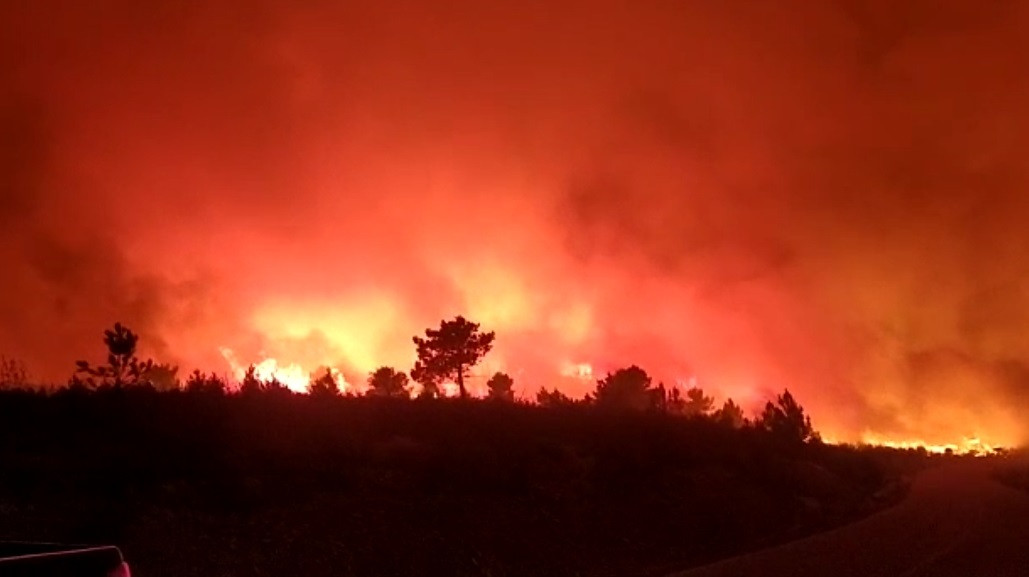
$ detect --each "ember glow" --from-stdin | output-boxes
[3,1,1029,449]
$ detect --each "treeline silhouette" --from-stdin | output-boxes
[21,319,817,446]
[0,320,925,577]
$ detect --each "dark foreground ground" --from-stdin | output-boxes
[672,455,1029,577]
[0,390,919,577]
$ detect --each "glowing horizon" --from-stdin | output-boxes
[4,2,1029,458]
[211,341,1019,452]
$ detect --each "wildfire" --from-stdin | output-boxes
[218,347,361,394]
[441,382,462,398]
[249,358,309,392]
[859,433,1000,456]
[560,362,594,380]
[215,346,1018,453]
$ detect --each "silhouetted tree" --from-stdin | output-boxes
[368,366,410,398]
[263,377,292,397]
[683,386,714,417]
[591,365,657,411]
[239,365,263,396]
[536,387,575,408]
[411,316,495,399]
[759,389,814,444]
[145,362,180,391]
[308,368,340,397]
[74,322,156,389]
[185,370,227,395]
[714,398,746,428]
[660,384,683,414]
[0,356,28,390]
[486,371,515,401]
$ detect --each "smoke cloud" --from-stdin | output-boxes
[3,0,1028,445]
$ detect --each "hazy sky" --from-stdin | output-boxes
[3,0,1028,445]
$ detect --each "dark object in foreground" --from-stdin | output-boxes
[0,542,129,577]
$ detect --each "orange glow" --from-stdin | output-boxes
[4,2,1028,455]
[560,362,594,381]
[220,347,361,395]
[860,434,1000,457]
[250,297,414,375]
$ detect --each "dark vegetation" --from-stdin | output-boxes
[0,321,926,577]
[994,451,1029,495]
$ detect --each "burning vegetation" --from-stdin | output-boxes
[2,318,1001,456]
[4,1,1028,462]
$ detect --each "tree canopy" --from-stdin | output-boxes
[683,387,715,417]
[73,322,157,389]
[185,370,227,395]
[759,389,814,445]
[591,365,659,411]
[411,316,495,398]
[308,368,340,397]
[368,366,410,398]
[57,321,820,451]
[486,371,515,401]
[536,387,575,408]
[715,398,746,428]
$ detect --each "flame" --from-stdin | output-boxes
[560,361,593,380]
[219,347,362,394]
[860,433,999,456]
[252,358,309,392]
[215,349,1020,452]
[250,297,413,375]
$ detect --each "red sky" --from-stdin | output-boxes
[2,0,1028,446]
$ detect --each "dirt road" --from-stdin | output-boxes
[670,458,1029,577]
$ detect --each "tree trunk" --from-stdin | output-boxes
[457,366,467,399]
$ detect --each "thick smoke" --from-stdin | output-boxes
[2,1,1027,444]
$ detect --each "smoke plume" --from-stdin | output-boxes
[2,0,1027,445]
